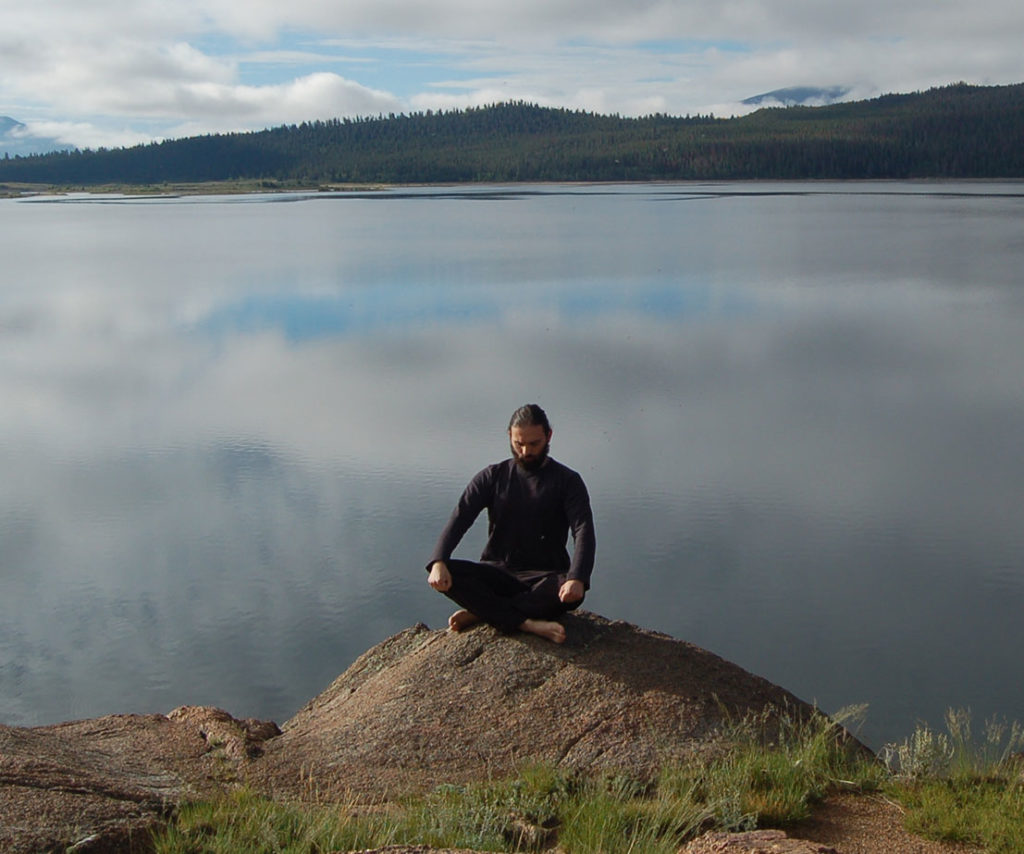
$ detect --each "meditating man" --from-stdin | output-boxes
[426,404,596,644]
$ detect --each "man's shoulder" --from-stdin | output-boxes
[480,458,516,476]
[543,457,587,484]
[467,459,515,485]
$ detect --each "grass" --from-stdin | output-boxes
[881,708,1024,853]
[152,707,1023,853]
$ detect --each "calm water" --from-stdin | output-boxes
[2,182,1023,750]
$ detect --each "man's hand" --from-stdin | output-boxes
[558,579,584,603]
[428,560,452,592]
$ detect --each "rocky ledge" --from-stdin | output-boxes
[0,611,851,853]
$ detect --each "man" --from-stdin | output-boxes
[426,404,596,644]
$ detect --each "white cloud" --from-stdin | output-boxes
[1,0,1022,149]
[16,120,146,151]
[166,73,402,136]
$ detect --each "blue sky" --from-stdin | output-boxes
[2,0,1022,151]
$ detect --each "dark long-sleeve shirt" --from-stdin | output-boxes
[428,457,597,587]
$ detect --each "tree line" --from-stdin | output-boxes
[2,82,1023,186]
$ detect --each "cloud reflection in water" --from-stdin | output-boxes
[1,185,1023,751]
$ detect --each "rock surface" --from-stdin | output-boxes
[0,612,835,852]
[681,829,840,853]
[0,706,280,854]
[252,611,821,799]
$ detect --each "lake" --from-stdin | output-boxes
[1,181,1023,750]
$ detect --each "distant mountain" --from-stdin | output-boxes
[743,86,852,107]
[2,83,1023,183]
[0,117,69,157]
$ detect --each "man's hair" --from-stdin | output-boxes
[508,403,552,434]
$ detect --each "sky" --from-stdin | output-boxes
[1,0,1023,152]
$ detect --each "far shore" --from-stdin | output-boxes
[0,179,396,199]
[6,175,1020,200]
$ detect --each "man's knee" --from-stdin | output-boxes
[444,559,486,588]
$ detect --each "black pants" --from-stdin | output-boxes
[442,559,583,633]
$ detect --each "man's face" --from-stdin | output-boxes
[510,424,551,471]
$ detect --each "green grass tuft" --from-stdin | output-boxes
[893,777,1024,853]
[881,708,1024,853]
[154,787,398,854]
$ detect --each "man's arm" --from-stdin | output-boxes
[563,470,597,588]
[425,465,494,576]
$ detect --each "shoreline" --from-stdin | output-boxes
[5,175,1024,200]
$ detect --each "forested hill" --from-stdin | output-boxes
[3,82,1024,186]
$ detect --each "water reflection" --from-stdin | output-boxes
[2,183,1023,750]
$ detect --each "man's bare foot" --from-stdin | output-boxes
[448,609,481,632]
[519,618,566,644]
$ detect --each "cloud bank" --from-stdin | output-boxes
[1,0,1022,149]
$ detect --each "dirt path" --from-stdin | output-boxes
[788,793,983,854]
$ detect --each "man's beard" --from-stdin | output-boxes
[512,442,550,471]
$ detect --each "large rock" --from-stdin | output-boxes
[0,706,280,854]
[252,611,824,799]
[0,612,849,852]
